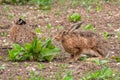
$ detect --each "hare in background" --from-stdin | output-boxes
[10,18,36,46]
[55,22,109,63]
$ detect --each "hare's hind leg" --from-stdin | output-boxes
[91,50,103,59]
[82,49,103,59]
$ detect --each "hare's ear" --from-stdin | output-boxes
[69,21,83,32]
[16,18,26,25]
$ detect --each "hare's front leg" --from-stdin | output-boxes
[68,49,81,63]
[74,52,81,62]
[68,54,75,63]
[69,53,81,63]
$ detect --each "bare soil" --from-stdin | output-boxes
[0,2,120,80]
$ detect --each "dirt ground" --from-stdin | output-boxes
[0,2,120,80]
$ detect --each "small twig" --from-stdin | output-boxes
[0,46,12,50]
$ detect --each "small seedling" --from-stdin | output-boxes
[59,64,69,69]
[17,75,22,80]
[103,32,109,40]
[96,4,102,13]
[54,10,61,16]
[56,26,63,30]
[58,0,66,4]
[30,0,53,10]
[4,5,10,12]
[9,13,14,19]
[117,31,120,37]
[25,62,30,67]
[12,62,19,66]
[71,0,81,7]
[0,32,8,37]
[92,59,109,65]
[37,63,46,70]
[107,23,113,28]
[84,24,96,31]
[86,6,92,12]
[47,23,52,29]
[0,56,3,60]
[2,0,29,5]
[68,13,81,22]
[29,71,45,80]
[117,31,120,43]
[55,64,69,80]
[20,13,26,19]
[0,64,6,70]
[80,56,88,61]
[63,70,73,80]
[35,27,41,34]
[112,56,120,62]
[80,67,113,80]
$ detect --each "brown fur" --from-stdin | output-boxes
[55,22,109,62]
[10,19,36,46]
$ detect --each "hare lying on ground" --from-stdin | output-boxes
[55,22,109,63]
[10,18,36,46]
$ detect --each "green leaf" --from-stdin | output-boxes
[0,56,3,60]
[113,56,120,62]
[9,13,14,19]
[46,39,56,49]
[33,39,43,53]
[80,67,113,80]
[32,37,38,49]
[63,71,73,80]
[37,63,46,70]
[84,24,96,31]
[92,59,109,65]
[12,44,24,52]
[35,27,41,34]
[8,44,26,61]
[41,48,60,56]
[41,47,60,61]
[96,4,102,13]
[45,39,51,47]
[56,26,63,30]
[47,23,52,29]
[0,65,6,70]
[8,49,19,60]
[100,67,113,78]
[103,32,109,40]
[100,59,109,64]
[68,13,81,22]
[4,5,10,12]
[118,31,120,37]
[24,43,32,51]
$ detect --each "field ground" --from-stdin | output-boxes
[0,1,120,80]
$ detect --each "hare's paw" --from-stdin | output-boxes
[66,55,75,64]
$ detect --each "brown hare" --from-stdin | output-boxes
[55,22,109,63]
[10,18,36,46]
